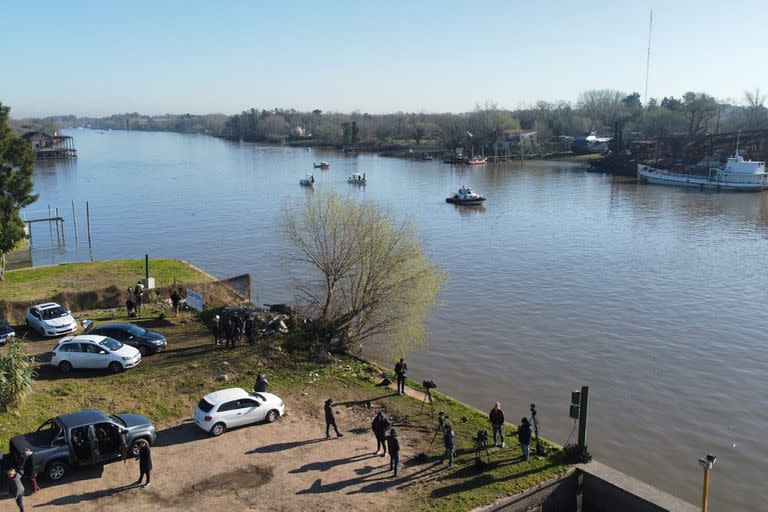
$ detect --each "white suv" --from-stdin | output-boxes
[25,303,78,337]
[193,388,285,436]
[50,334,142,374]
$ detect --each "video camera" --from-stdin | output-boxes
[474,429,489,447]
[422,380,437,389]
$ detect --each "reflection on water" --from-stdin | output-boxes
[22,129,768,511]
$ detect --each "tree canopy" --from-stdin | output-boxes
[0,102,38,280]
[282,192,445,355]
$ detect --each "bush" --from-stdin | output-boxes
[0,340,37,411]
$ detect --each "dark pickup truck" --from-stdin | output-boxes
[6,409,157,482]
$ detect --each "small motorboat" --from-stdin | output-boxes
[347,172,366,184]
[446,186,486,205]
[313,161,330,169]
[299,174,315,186]
[466,156,488,165]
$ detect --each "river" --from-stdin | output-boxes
[22,129,768,510]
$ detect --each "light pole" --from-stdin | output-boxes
[698,454,716,512]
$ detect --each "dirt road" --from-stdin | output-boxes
[16,388,448,512]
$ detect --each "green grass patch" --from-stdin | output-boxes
[0,258,213,302]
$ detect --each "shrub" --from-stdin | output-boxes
[0,340,37,411]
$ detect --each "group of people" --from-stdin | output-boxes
[212,310,256,349]
[125,281,184,318]
[488,402,534,461]
[1,448,37,512]
[125,281,144,318]
[2,442,153,512]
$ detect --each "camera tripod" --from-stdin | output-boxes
[474,435,491,465]
[427,412,448,452]
[419,388,435,417]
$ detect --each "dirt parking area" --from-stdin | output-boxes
[18,388,447,512]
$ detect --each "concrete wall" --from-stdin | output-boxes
[476,462,697,512]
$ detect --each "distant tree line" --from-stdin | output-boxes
[15,88,768,154]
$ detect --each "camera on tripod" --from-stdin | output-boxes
[474,429,488,447]
[423,380,437,389]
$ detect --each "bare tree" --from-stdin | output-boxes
[682,92,720,136]
[577,89,627,129]
[282,192,444,354]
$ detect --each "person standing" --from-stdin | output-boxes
[19,448,39,494]
[385,428,400,477]
[170,289,181,316]
[245,315,255,346]
[136,443,152,487]
[489,402,505,448]
[212,314,221,346]
[133,282,144,316]
[371,411,391,456]
[518,417,532,461]
[254,374,269,393]
[324,399,343,439]
[6,468,25,512]
[394,358,408,396]
[441,424,455,468]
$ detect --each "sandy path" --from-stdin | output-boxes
[17,387,449,512]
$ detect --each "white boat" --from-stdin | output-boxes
[446,186,486,205]
[313,161,330,169]
[637,150,768,191]
[347,172,366,184]
[299,174,315,186]
[466,156,488,165]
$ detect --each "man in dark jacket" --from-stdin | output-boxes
[324,399,343,439]
[19,448,38,494]
[6,468,25,512]
[254,374,269,393]
[385,428,400,477]
[441,424,456,468]
[489,402,505,448]
[371,411,391,456]
[518,417,532,461]
[136,443,152,487]
[394,358,407,395]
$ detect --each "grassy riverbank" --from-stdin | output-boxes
[0,258,212,302]
[0,260,570,511]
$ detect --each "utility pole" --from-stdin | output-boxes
[577,386,589,460]
[698,454,717,512]
[644,10,653,105]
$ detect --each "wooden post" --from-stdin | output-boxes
[145,254,149,280]
[577,386,589,459]
[55,207,61,242]
[71,200,78,244]
[57,208,65,244]
[701,465,711,512]
[48,204,53,239]
[86,201,92,247]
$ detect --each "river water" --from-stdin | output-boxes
[22,129,768,510]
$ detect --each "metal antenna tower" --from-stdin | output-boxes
[644,10,653,105]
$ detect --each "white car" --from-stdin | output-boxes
[50,334,142,374]
[193,387,285,436]
[25,302,78,337]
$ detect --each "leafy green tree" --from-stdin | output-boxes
[0,103,38,280]
[0,339,37,410]
[282,192,445,355]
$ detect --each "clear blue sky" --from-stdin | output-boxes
[3,0,767,117]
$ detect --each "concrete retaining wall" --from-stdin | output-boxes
[476,461,697,512]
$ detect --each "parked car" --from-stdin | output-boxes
[8,409,157,482]
[50,334,141,374]
[0,318,15,345]
[193,388,285,436]
[25,302,78,337]
[84,322,167,356]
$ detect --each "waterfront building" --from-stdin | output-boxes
[22,131,77,159]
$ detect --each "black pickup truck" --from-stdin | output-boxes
[6,409,157,482]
